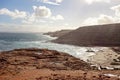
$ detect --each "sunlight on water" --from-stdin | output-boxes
[0,33,107,61]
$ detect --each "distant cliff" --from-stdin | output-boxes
[44,29,72,37]
[53,23,120,46]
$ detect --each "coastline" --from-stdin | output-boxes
[0,48,120,80]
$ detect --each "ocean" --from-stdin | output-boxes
[0,32,106,61]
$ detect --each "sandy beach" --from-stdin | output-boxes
[88,48,120,68]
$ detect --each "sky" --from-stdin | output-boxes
[0,0,120,32]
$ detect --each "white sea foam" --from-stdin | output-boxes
[104,74,120,78]
[0,33,108,61]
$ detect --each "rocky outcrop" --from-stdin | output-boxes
[111,47,120,54]
[0,48,91,75]
[0,48,120,80]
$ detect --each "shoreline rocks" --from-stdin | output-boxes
[0,48,120,80]
[0,48,92,75]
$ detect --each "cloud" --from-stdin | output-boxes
[82,14,115,25]
[111,5,120,17]
[22,13,47,24]
[0,6,64,24]
[97,15,114,24]
[82,4,120,26]
[42,1,60,5]
[85,0,111,4]
[23,6,64,24]
[55,0,63,3]
[23,6,52,24]
[33,6,52,18]
[0,8,27,19]
[40,0,63,5]
[51,14,64,20]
